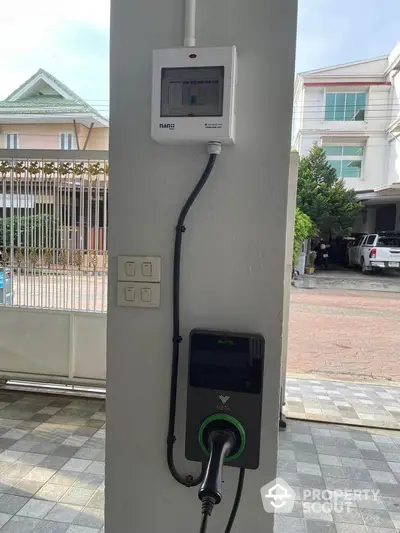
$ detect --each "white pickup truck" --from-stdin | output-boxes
[348,232,400,273]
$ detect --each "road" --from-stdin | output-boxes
[288,288,400,384]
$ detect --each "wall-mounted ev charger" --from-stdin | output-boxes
[186,329,265,471]
[151,46,237,145]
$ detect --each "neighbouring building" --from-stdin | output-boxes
[0,70,109,260]
[293,42,400,234]
[0,69,109,151]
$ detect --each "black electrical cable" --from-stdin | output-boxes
[199,512,209,533]
[224,468,245,533]
[198,468,246,533]
[167,152,218,487]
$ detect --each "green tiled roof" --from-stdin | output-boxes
[0,69,106,120]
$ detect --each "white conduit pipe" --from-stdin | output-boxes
[184,0,196,47]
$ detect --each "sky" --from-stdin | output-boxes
[0,0,399,117]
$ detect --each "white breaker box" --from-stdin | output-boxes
[151,46,237,145]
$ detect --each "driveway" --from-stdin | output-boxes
[288,288,400,383]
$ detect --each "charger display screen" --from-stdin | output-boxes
[189,333,262,394]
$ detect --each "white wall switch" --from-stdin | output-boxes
[117,282,161,308]
[125,287,135,301]
[117,256,161,282]
[125,262,136,277]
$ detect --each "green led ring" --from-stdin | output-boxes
[198,413,246,462]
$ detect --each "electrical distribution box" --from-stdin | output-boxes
[151,46,237,145]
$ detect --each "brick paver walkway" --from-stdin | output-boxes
[288,288,400,383]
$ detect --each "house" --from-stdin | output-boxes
[0,70,109,257]
[0,69,109,150]
[293,42,400,234]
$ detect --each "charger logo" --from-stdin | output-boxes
[159,123,175,130]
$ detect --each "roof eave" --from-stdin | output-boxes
[0,113,109,127]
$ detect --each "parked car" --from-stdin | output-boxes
[0,268,13,305]
[348,232,400,273]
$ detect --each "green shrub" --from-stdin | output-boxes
[0,215,56,249]
[293,208,315,268]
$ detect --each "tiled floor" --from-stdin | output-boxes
[286,377,400,430]
[0,390,105,533]
[275,419,400,533]
[0,387,399,533]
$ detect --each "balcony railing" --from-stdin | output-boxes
[0,150,109,313]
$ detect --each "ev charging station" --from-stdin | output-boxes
[106,0,298,531]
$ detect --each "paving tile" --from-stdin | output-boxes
[83,462,104,476]
[319,455,342,467]
[0,451,24,463]
[8,481,44,499]
[274,516,306,532]
[86,491,104,510]
[0,512,12,528]
[3,462,34,480]
[62,460,91,473]
[65,527,100,533]
[17,499,56,519]
[9,440,37,453]
[60,488,95,506]
[2,430,29,441]
[0,494,30,514]
[19,454,46,466]
[48,472,80,487]
[44,504,82,523]
[54,447,81,458]
[335,524,367,533]
[73,507,104,529]
[361,509,395,528]
[23,467,56,483]
[332,507,364,524]
[364,460,392,473]
[35,484,69,502]
[370,472,398,484]
[0,516,40,533]
[30,520,69,533]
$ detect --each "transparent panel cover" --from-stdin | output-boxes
[160,66,224,117]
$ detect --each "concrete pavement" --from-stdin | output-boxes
[288,288,400,383]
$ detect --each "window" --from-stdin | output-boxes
[60,133,74,150]
[325,92,366,121]
[324,145,364,178]
[366,235,376,245]
[5,133,19,149]
[377,236,400,247]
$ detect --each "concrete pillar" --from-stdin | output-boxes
[106,0,298,532]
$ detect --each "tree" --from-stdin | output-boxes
[297,144,363,236]
[293,207,315,268]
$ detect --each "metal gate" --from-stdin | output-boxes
[0,150,108,385]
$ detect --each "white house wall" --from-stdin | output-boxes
[388,139,400,185]
[297,132,387,191]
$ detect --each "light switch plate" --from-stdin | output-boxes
[117,282,161,308]
[117,256,161,282]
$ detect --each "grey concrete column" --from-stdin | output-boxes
[106,0,298,531]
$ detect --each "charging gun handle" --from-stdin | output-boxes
[199,430,235,505]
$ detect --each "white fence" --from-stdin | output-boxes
[0,150,108,313]
[0,150,108,386]
[0,307,106,385]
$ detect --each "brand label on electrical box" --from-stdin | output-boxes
[159,123,175,130]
